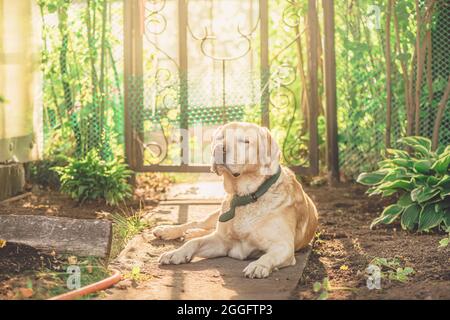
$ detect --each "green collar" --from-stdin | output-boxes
[219,166,282,223]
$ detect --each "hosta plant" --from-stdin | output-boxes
[53,150,133,206]
[357,137,450,232]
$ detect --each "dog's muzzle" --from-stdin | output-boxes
[211,144,240,177]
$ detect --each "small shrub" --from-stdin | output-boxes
[369,257,415,283]
[53,150,133,205]
[357,136,450,232]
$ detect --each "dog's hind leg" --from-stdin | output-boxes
[152,210,219,240]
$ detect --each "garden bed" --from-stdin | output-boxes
[1,178,448,300]
[296,184,450,300]
[0,173,167,300]
[0,242,110,300]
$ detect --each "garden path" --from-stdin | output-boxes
[103,174,311,300]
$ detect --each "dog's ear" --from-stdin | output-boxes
[211,125,223,147]
[260,126,280,175]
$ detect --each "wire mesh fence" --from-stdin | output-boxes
[37,0,449,178]
[39,0,124,160]
[336,0,450,178]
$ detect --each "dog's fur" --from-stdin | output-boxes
[153,122,318,278]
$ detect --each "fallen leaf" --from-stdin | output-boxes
[313,282,322,293]
[0,240,6,248]
[19,288,33,298]
[340,265,349,271]
[67,256,78,265]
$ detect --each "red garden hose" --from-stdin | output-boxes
[48,269,122,300]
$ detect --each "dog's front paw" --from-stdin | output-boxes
[153,225,184,240]
[158,249,192,265]
[243,261,271,279]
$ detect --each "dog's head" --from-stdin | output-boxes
[210,122,280,178]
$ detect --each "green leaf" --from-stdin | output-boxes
[414,160,432,174]
[412,174,428,185]
[379,180,413,192]
[432,154,450,174]
[403,267,414,275]
[313,282,322,293]
[317,291,329,300]
[379,169,409,183]
[436,175,450,187]
[426,176,440,186]
[418,205,444,232]
[371,205,404,229]
[47,3,58,13]
[411,186,440,203]
[392,158,413,169]
[442,212,450,228]
[400,204,421,231]
[322,277,331,291]
[397,194,413,207]
[386,148,409,159]
[378,160,396,169]
[399,136,432,152]
[382,189,398,197]
[357,171,388,186]
[439,237,449,248]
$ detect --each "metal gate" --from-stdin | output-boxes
[124,0,338,176]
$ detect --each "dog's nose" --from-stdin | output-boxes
[213,143,226,164]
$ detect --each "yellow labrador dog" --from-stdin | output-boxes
[153,122,318,278]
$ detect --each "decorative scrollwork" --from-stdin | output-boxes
[187,16,260,62]
[145,0,167,34]
[268,0,309,166]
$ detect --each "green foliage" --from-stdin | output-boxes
[53,150,132,205]
[111,210,148,244]
[370,257,415,283]
[439,234,449,248]
[357,136,450,232]
[110,209,150,259]
[312,277,331,300]
[39,0,124,159]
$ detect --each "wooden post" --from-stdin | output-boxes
[323,0,339,183]
[432,75,450,150]
[385,0,393,148]
[260,0,270,128]
[307,0,319,175]
[179,0,189,165]
[124,0,144,173]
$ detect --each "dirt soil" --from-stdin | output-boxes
[1,178,449,300]
[296,183,450,300]
[0,172,166,300]
[0,172,166,219]
[0,242,65,299]
[0,243,62,275]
